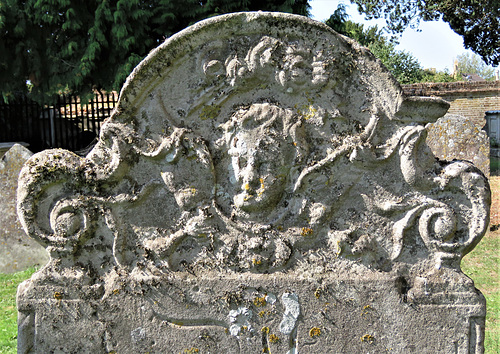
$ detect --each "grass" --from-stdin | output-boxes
[462,230,500,354]
[0,267,37,354]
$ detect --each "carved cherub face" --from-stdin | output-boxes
[226,104,297,213]
[276,45,313,89]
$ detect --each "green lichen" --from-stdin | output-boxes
[200,104,221,120]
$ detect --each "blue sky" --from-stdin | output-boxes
[309,0,475,72]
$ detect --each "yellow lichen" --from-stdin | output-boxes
[314,288,322,299]
[361,304,372,316]
[361,334,375,343]
[302,105,317,120]
[269,334,280,343]
[301,227,313,236]
[253,296,267,307]
[258,178,265,197]
[309,327,321,337]
[181,348,200,354]
[261,326,270,334]
[259,310,271,317]
[53,292,63,300]
[244,194,254,201]
[336,240,342,257]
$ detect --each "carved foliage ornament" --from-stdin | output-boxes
[18,13,489,277]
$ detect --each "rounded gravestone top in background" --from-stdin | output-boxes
[426,113,490,178]
[0,144,48,273]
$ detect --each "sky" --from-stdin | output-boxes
[309,0,476,72]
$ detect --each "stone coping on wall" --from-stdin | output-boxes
[403,81,500,97]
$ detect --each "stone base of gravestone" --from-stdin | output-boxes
[0,144,48,273]
[17,269,484,353]
[426,114,490,178]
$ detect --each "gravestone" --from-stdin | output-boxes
[0,144,48,273]
[426,114,490,178]
[17,12,490,353]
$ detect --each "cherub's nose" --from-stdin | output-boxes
[241,157,262,191]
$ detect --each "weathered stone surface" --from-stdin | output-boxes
[17,12,490,353]
[0,144,48,273]
[426,114,490,178]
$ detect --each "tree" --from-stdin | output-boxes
[420,68,456,83]
[349,0,500,66]
[325,4,387,47]
[454,52,496,81]
[325,4,458,85]
[325,5,424,84]
[0,0,310,102]
[369,41,424,84]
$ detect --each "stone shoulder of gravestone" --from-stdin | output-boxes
[17,12,489,353]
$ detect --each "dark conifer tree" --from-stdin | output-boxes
[0,0,309,101]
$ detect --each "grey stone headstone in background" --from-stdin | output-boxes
[0,144,48,273]
[426,114,490,178]
[16,13,490,353]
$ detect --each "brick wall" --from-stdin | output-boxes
[402,81,500,129]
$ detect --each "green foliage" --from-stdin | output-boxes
[368,41,423,84]
[0,267,38,354]
[325,4,387,47]
[454,52,496,81]
[350,0,500,66]
[0,0,310,102]
[325,5,420,84]
[419,68,457,83]
[325,4,459,85]
[462,230,500,353]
